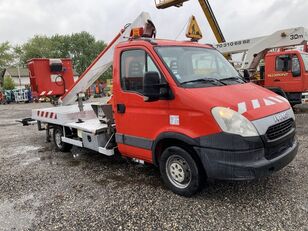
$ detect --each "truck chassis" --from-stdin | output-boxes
[33,101,116,157]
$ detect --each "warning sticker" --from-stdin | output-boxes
[186,15,203,40]
[170,115,180,125]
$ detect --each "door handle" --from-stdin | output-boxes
[274,79,280,82]
[117,104,126,114]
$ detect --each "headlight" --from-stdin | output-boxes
[212,107,258,137]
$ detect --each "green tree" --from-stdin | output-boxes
[50,34,71,58]
[18,32,107,75]
[13,45,25,67]
[3,76,15,90]
[19,35,54,64]
[69,31,106,74]
[0,42,14,70]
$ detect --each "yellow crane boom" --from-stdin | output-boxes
[155,0,189,9]
[197,0,225,43]
[155,0,226,43]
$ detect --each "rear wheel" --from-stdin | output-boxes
[53,126,72,152]
[159,146,202,197]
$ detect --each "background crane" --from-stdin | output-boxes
[155,0,226,43]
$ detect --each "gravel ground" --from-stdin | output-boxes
[0,102,307,231]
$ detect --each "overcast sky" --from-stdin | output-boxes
[0,0,308,46]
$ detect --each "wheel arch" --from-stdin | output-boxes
[152,132,200,167]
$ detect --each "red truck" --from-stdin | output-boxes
[30,13,298,196]
[257,50,308,105]
[215,27,308,105]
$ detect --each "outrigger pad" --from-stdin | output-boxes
[16,118,36,126]
[91,103,114,125]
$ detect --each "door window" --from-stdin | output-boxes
[276,55,291,72]
[276,54,302,77]
[291,56,301,77]
[120,49,163,94]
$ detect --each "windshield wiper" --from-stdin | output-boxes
[220,76,245,83]
[181,78,226,86]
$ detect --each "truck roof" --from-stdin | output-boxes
[266,49,308,57]
[117,38,214,49]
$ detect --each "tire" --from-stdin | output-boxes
[53,126,73,152]
[159,146,202,197]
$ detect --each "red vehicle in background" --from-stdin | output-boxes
[27,58,75,104]
[215,27,308,105]
[258,50,308,105]
[0,90,6,104]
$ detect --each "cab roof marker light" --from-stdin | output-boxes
[130,27,144,38]
[130,20,156,39]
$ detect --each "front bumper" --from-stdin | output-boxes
[194,131,298,180]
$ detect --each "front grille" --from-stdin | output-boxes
[266,119,294,140]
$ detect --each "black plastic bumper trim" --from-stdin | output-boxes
[194,131,298,180]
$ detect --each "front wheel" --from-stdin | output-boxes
[53,126,72,152]
[159,146,202,197]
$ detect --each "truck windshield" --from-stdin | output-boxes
[301,53,308,71]
[155,46,243,87]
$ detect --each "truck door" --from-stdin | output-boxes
[113,48,170,163]
[265,53,302,93]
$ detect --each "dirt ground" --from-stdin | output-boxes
[0,102,307,231]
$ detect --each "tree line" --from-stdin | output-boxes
[0,31,107,76]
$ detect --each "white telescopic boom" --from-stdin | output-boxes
[215,27,308,71]
[60,12,152,106]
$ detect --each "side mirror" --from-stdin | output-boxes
[291,57,301,77]
[143,71,160,102]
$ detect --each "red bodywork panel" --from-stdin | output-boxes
[112,40,291,163]
[27,58,75,98]
[263,50,308,92]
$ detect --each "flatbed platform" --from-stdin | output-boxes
[66,119,108,134]
[32,98,109,126]
[32,103,96,126]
